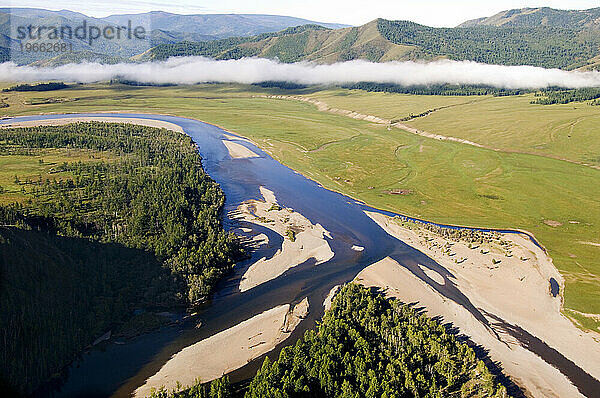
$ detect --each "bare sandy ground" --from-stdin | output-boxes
[222,133,252,143]
[357,211,600,397]
[0,117,184,133]
[222,140,259,159]
[323,285,340,311]
[579,241,600,247]
[134,298,309,397]
[233,187,334,292]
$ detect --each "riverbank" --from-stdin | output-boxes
[133,298,309,397]
[356,211,600,397]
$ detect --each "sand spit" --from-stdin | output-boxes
[134,299,309,397]
[222,140,259,159]
[323,285,341,311]
[256,95,484,148]
[357,212,600,397]
[0,117,184,133]
[234,187,334,292]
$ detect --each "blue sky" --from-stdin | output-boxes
[5,0,600,26]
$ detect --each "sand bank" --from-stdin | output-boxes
[222,140,259,159]
[233,187,334,292]
[357,212,600,397]
[0,117,184,133]
[134,298,309,397]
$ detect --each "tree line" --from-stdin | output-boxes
[344,82,525,96]
[2,82,69,92]
[531,87,600,104]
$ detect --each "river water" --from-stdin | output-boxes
[3,113,592,398]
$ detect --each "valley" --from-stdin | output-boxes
[2,3,600,398]
[1,82,598,335]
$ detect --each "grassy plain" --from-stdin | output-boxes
[1,82,598,331]
[304,88,600,167]
[303,88,489,120]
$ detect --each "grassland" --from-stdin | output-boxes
[1,82,598,331]
[302,88,489,120]
[302,88,600,167]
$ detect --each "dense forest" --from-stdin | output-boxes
[0,122,242,395]
[0,227,178,396]
[151,284,510,398]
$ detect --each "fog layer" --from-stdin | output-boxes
[2,57,600,89]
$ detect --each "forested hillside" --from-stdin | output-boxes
[377,19,600,70]
[0,8,347,65]
[151,284,509,398]
[459,7,600,29]
[146,16,600,70]
[0,122,242,395]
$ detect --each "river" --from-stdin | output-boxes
[3,113,593,398]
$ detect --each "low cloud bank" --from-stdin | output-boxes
[2,57,600,89]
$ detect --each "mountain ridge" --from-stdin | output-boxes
[0,8,349,64]
[146,17,600,70]
[3,7,600,70]
[458,6,600,29]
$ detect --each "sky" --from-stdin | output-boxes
[4,0,600,26]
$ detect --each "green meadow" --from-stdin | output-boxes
[305,88,600,167]
[1,82,599,331]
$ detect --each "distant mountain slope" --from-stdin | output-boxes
[103,11,349,38]
[147,17,600,70]
[458,7,600,29]
[0,8,349,65]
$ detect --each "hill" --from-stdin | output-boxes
[5,7,600,69]
[103,11,348,38]
[147,17,600,69]
[28,50,128,66]
[459,7,600,29]
[146,20,424,63]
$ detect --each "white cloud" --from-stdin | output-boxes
[2,57,600,89]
